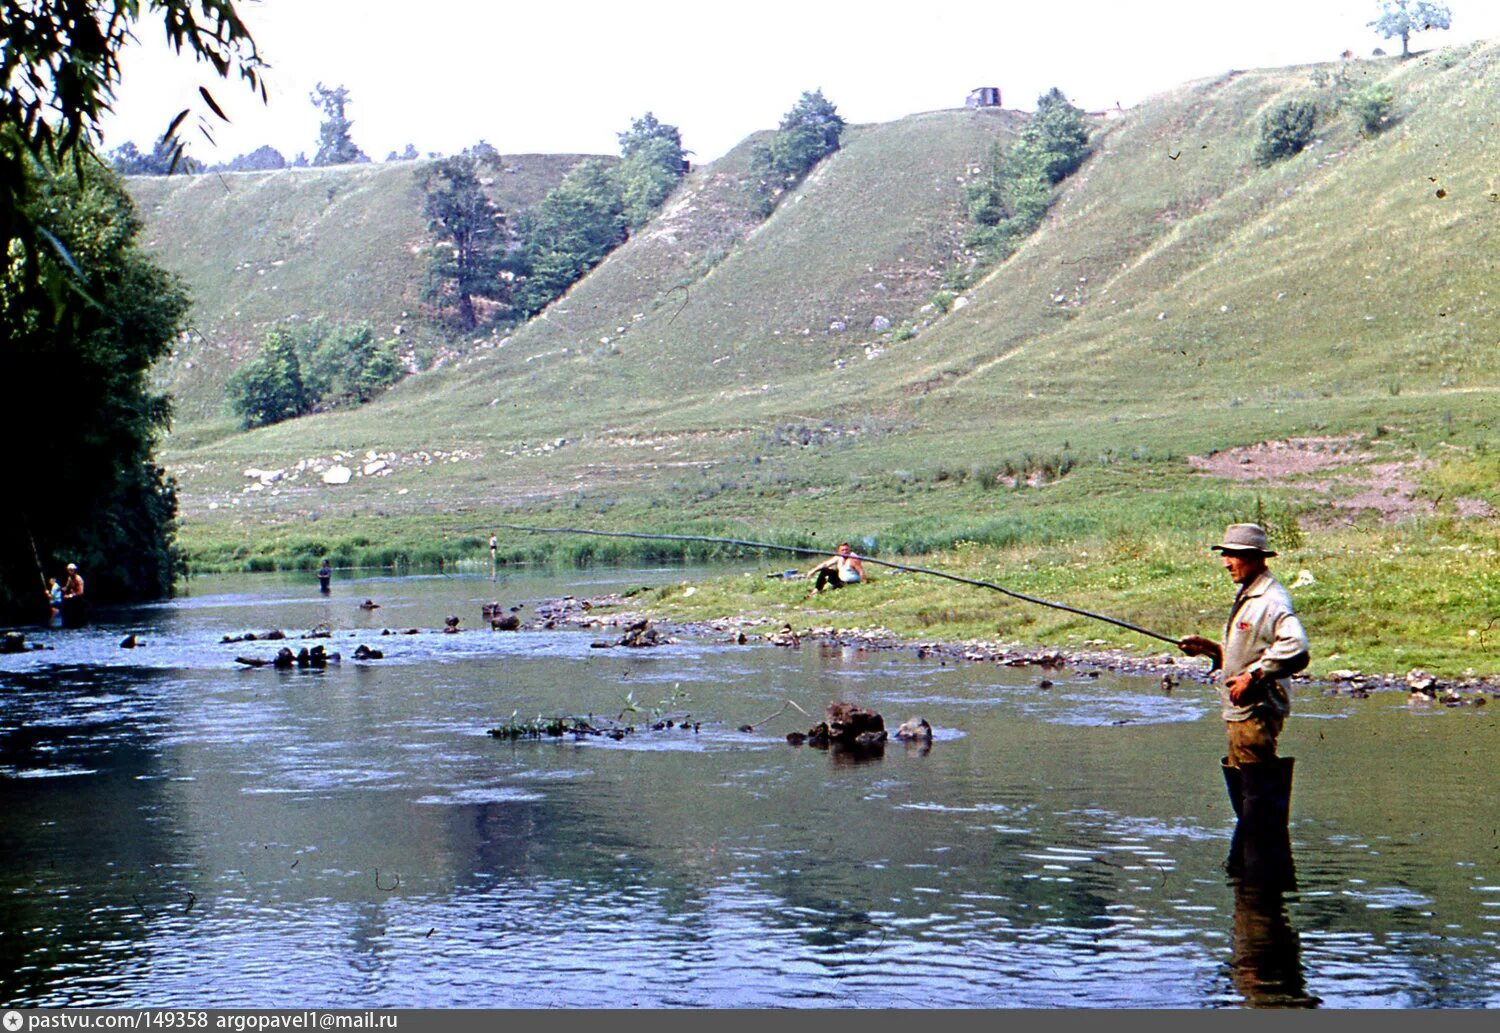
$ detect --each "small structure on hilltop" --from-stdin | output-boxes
[966,86,1001,108]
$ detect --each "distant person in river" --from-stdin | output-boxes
[808,542,865,593]
[1178,523,1309,830]
[318,559,332,593]
[489,533,498,577]
[45,578,62,624]
[60,563,86,627]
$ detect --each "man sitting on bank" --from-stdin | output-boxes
[808,542,865,593]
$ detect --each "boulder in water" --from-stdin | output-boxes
[894,717,932,742]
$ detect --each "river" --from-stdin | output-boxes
[2,567,1497,1008]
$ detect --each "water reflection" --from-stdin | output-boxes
[1225,812,1316,1008]
[3,570,1500,1006]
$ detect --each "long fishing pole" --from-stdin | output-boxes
[22,518,48,596]
[487,522,1181,646]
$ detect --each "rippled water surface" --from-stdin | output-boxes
[3,568,1498,1008]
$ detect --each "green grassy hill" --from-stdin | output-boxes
[151,43,1500,675]
[129,153,597,423]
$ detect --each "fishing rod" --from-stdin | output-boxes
[486,522,1181,647]
[22,519,49,596]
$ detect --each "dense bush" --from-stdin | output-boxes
[1349,82,1395,133]
[226,321,402,428]
[750,89,845,216]
[513,158,628,316]
[509,114,686,318]
[1254,98,1318,165]
[225,331,307,428]
[963,88,1091,260]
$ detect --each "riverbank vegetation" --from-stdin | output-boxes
[177,398,1500,681]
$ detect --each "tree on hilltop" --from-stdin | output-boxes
[1024,88,1091,183]
[422,153,510,329]
[311,83,369,165]
[616,112,687,229]
[750,89,845,216]
[514,158,627,316]
[963,88,1091,262]
[109,134,205,175]
[222,144,287,172]
[770,88,844,179]
[618,112,683,159]
[1369,0,1452,58]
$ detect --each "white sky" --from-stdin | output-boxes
[100,0,1498,164]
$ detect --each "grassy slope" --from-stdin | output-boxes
[155,45,1500,676]
[130,154,598,423]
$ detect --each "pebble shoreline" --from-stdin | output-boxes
[533,594,1500,705]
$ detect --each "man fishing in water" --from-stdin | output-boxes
[60,562,87,627]
[1178,523,1309,827]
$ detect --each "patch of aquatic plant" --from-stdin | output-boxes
[488,686,700,742]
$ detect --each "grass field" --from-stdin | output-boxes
[145,43,1500,677]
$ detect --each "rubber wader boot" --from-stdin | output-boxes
[1228,757,1297,888]
[1222,757,1244,820]
[1239,757,1294,831]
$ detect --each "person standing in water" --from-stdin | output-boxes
[318,558,332,593]
[1178,523,1309,829]
[45,577,63,625]
[60,563,86,627]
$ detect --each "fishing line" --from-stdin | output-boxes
[486,523,1180,646]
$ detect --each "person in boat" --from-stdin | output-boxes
[60,562,87,627]
[808,542,865,593]
[1178,524,1309,824]
[318,558,332,593]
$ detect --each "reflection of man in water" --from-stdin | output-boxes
[1229,879,1318,1007]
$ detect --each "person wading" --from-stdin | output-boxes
[1178,524,1309,831]
[60,562,87,627]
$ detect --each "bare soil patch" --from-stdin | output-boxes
[1187,436,1466,525]
[1186,435,1369,480]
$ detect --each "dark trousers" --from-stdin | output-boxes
[813,568,845,591]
